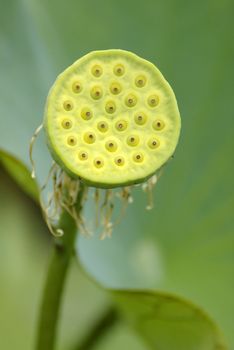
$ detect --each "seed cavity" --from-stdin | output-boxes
[153,119,165,130]
[91,64,103,77]
[115,119,128,131]
[105,140,117,152]
[110,82,122,95]
[148,94,159,107]
[134,112,147,125]
[94,158,104,168]
[148,137,160,149]
[62,119,72,129]
[81,107,93,120]
[97,121,109,133]
[115,156,125,166]
[113,64,125,76]
[135,75,147,88]
[67,136,77,146]
[63,100,73,111]
[84,132,96,144]
[125,93,137,107]
[72,81,82,93]
[90,86,103,100]
[105,101,116,114]
[133,152,144,163]
[78,151,88,160]
[127,135,140,147]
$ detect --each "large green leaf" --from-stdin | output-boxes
[112,290,227,350]
[0,0,233,348]
[0,149,39,201]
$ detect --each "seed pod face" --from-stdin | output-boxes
[44,49,181,188]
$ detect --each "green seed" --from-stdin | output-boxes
[62,119,72,129]
[134,112,147,125]
[91,64,103,77]
[105,140,117,152]
[63,100,73,111]
[90,86,103,100]
[113,64,125,76]
[115,120,128,131]
[148,94,159,107]
[135,75,147,87]
[133,152,144,163]
[153,119,165,130]
[127,135,139,146]
[97,121,109,133]
[148,137,160,149]
[84,132,96,144]
[115,156,125,166]
[110,82,122,95]
[67,136,77,146]
[125,93,137,107]
[105,101,116,114]
[94,158,104,168]
[81,107,93,120]
[72,81,82,93]
[78,151,88,160]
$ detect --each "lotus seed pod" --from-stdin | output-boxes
[44,49,181,188]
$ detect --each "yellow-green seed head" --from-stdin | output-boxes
[44,49,181,188]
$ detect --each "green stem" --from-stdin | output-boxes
[36,185,84,350]
[76,307,119,350]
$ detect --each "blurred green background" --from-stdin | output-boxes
[0,0,233,349]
